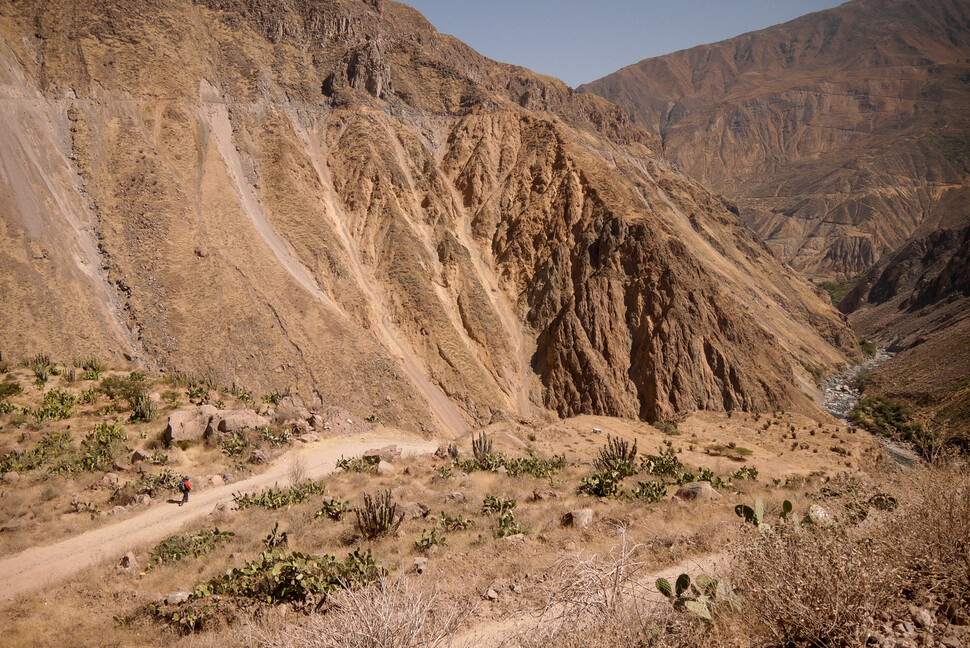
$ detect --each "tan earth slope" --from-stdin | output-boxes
[581,0,970,280]
[0,0,856,433]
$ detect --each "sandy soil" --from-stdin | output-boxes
[0,432,437,601]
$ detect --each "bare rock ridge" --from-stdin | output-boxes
[580,0,970,280]
[0,0,856,433]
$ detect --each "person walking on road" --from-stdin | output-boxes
[178,475,191,506]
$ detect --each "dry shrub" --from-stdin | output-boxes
[260,577,473,648]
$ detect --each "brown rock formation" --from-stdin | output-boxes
[0,0,855,434]
[580,0,970,279]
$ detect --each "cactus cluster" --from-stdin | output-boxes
[656,573,734,620]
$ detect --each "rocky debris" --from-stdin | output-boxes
[822,349,893,421]
[249,449,269,464]
[284,419,312,435]
[315,407,372,436]
[532,489,561,501]
[363,445,402,463]
[561,509,594,528]
[140,495,151,506]
[101,472,120,486]
[166,592,190,605]
[484,588,499,601]
[164,405,217,444]
[117,552,138,571]
[131,450,148,463]
[1,523,21,533]
[413,557,428,574]
[445,492,467,502]
[210,474,225,487]
[194,246,208,258]
[108,506,128,517]
[209,501,233,518]
[674,482,722,502]
[112,459,129,472]
[808,504,831,523]
[376,460,396,476]
[1,471,19,484]
[297,432,320,443]
[397,502,430,520]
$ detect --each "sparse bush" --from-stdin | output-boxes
[260,426,293,447]
[336,454,380,473]
[161,390,181,407]
[145,528,234,571]
[263,522,289,549]
[221,431,254,457]
[493,510,523,538]
[28,387,79,421]
[148,449,170,465]
[849,396,924,444]
[129,394,158,422]
[732,465,758,481]
[472,431,493,463]
[0,381,23,400]
[355,489,401,539]
[263,390,282,405]
[858,338,877,358]
[129,469,182,498]
[438,512,470,531]
[596,435,639,477]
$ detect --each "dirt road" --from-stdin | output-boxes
[0,433,437,601]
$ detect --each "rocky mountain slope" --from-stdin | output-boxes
[0,0,857,435]
[580,0,970,280]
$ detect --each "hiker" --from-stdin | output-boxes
[178,475,191,506]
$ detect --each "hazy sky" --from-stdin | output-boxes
[404,0,847,87]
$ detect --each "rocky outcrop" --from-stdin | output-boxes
[164,406,218,444]
[581,0,970,279]
[0,0,856,433]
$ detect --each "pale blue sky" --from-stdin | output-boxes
[404,0,847,87]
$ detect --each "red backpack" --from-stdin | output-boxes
[182,478,191,492]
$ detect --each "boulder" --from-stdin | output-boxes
[117,552,138,571]
[209,474,225,487]
[413,557,429,574]
[249,449,269,464]
[445,492,467,502]
[1,471,19,484]
[376,460,396,476]
[484,588,499,601]
[561,509,594,528]
[101,472,120,486]
[275,394,310,423]
[397,502,430,520]
[131,449,149,463]
[164,405,217,444]
[298,432,320,443]
[363,445,402,463]
[309,414,325,430]
[674,482,722,502]
[166,591,190,605]
[532,489,561,501]
[214,409,268,435]
[108,505,128,517]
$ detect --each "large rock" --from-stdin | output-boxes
[561,509,594,528]
[274,394,311,423]
[363,445,402,463]
[397,501,430,520]
[674,482,722,502]
[204,409,269,444]
[164,405,217,444]
[166,591,190,605]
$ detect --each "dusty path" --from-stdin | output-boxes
[0,433,437,602]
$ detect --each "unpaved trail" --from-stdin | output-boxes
[0,433,437,602]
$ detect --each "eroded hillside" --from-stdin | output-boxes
[0,0,856,435]
[581,0,970,279]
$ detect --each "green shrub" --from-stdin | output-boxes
[336,455,379,473]
[493,510,523,538]
[263,522,289,549]
[858,339,877,358]
[578,470,622,497]
[0,430,75,473]
[148,450,170,465]
[262,390,282,405]
[354,489,401,539]
[145,528,234,571]
[28,388,79,421]
[67,421,129,474]
[472,431,493,463]
[698,467,733,491]
[259,426,292,447]
[481,494,516,515]
[849,396,923,442]
[629,480,666,503]
[438,512,470,531]
[640,448,685,476]
[315,497,350,521]
[80,388,98,404]
[221,432,253,457]
[453,452,567,479]
[415,527,447,551]
[130,469,183,497]
[233,480,326,510]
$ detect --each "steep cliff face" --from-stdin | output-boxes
[580,0,970,280]
[0,0,856,434]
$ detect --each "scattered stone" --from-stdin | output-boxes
[495,466,508,475]
[117,552,138,571]
[108,506,128,517]
[284,419,312,435]
[674,482,722,502]
[298,432,320,443]
[210,474,225,487]
[413,557,429,574]
[910,606,934,629]
[206,409,269,442]
[249,449,269,464]
[445,492,467,502]
[942,637,962,648]
[561,509,594,528]
[310,414,325,430]
[112,459,129,473]
[510,583,522,595]
[140,495,151,506]
[166,591,190,605]
[101,472,120,486]
[434,445,450,459]
[209,502,233,517]
[131,449,148,463]
[484,588,499,601]
[274,394,311,423]
[1,523,21,533]
[809,504,831,522]
[1,471,19,484]
[364,445,402,463]
[194,246,209,258]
